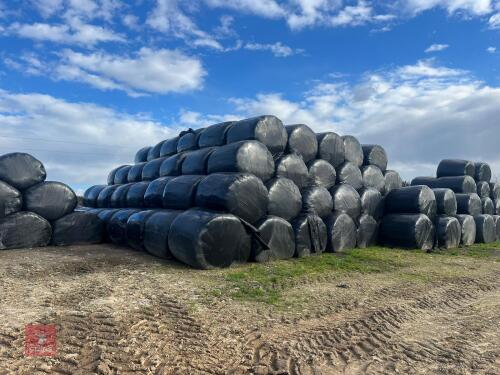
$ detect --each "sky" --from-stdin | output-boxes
[0,0,499,193]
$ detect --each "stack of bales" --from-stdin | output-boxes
[0,153,104,249]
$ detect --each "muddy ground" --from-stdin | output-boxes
[0,244,499,374]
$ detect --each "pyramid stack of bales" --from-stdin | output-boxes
[0,153,104,250]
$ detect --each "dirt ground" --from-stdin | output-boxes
[0,244,499,375]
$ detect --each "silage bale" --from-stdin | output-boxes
[197,121,235,148]
[0,152,46,191]
[107,165,126,185]
[147,140,166,161]
[316,132,345,168]
[291,214,327,257]
[134,146,151,163]
[325,212,357,252]
[181,147,216,175]
[0,212,52,250]
[432,188,457,216]
[107,209,141,245]
[266,177,302,221]
[435,216,461,249]
[127,162,146,183]
[159,153,188,177]
[143,177,174,208]
[342,135,363,167]
[437,159,475,178]
[225,115,288,158]
[91,208,119,241]
[362,145,388,172]
[125,181,150,208]
[361,165,384,192]
[474,162,491,182]
[163,175,203,210]
[356,214,378,249]
[126,210,157,251]
[383,170,403,194]
[195,173,268,224]
[492,215,500,241]
[51,211,104,246]
[379,214,435,250]
[142,157,167,181]
[23,181,77,221]
[496,200,500,215]
[168,209,251,269]
[489,182,500,201]
[0,180,22,217]
[302,186,333,218]
[330,184,361,220]
[474,215,496,243]
[359,188,384,219]
[285,124,318,163]
[336,162,363,191]
[275,153,309,189]
[307,159,336,189]
[477,181,491,199]
[114,165,132,184]
[143,209,182,258]
[177,128,204,153]
[97,185,119,208]
[110,183,134,208]
[456,193,482,216]
[251,216,295,262]
[159,137,179,158]
[455,214,476,246]
[482,197,495,215]
[412,176,476,194]
[208,141,275,181]
[384,186,437,219]
[83,185,106,207]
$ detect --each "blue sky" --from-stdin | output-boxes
[0,0,499,192]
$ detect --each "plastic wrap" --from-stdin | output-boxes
[159,153,188,177]
[307,159,336,189]
[208,141,275,181]
[285,124,318,163]
[251,216,295,262]
[163,175,203,209]
[481,197,494,215]
[0,212,52,250]
[489,182,500,201]
[110,183,134,208]
[356,214,379,249]
[0,153,46,191]
[195,173,268,224]
[476,181,491,199]
[474,162,491,182]
[291,214,327,257]
[275,153,309,189]
[159,137,179,158]
[92,208,119,235]
[330,184,361,220]
[134,146,151,163]
[197,121,235,148]
[127,162,146,183]
[455,214,476,246]
[107,209,141,245]
[383,170,403,194]
[496,200,500,215]
[225,115,287,158]
[177,128,204,153]
[114,165,132,184]
[0,180,22,217]
[362,145,388,172]
[301,186,333,218]
[379,214,435,250]
[147,140,166,161]
[23,181,77,221]
[473,215,496,243]
[125,210,157,251]
[432,188,457,216]
[385,186,437,219]
[455,193,482,216]
[83,185,106,208]
[126,182,150,208]
[336,162,363,191]
[492,215,500,241]
[359,188,384,219]
[361,165,385,192]
[342,135,363,167]
[436,216,461,249]
[51,211,104,246]
[325,212,357,253]
[436,159,475,178]
[265,177,302,221]
[143,209,182,258]
[142,157,167,181]
[107,165,126,185]
[97,185,119,208]
[316,132,345,168]
[412,176,476,194]
[181,147,216,175]
[143,177,173,208]
[168,209,251,269]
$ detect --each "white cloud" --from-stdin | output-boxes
[395,59,464,79]
[400,0,493,16]
[489,12,500,29]
[487,46,497,53]
[204,0,285,18]
[31,0,64,18]
[425,43,449,53]
[244,42,302,57]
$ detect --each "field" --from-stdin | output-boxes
[0,243,499,374]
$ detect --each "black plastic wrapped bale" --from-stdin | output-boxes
[23,182,77,221]
[493,215,500,241]
[197,121,235,148]
[456,193,482,216]
[195,173,268,224]
[359,188,384,219]
[177,128,204,153]
[356,214,378,249]
[251,216,295,262]
[114,165,132,184]
[489,182,500,201]
[436,216,461,249]
[225,115,287,158]
[143,210,182,258]
[275,153,309,189]
[379,214,435,250]
[163,175,203,210]
[384,170,403,194]
[168,209,251,269]
[302,186,333,219]
[51,211,104,246]
[496,200,500,215]
[142,157,166,181]
[336,162,363,191]
[432,188,457,216]
[361,165,384,192]
[107,165,126,185]
[159,137,179,158]
[110,183,134,208]
[134,146,151,163]
[437,176,477,194]
[126,210,157,251]
[437,159,475,178]
[144,177,174,208]
[181,148,216,175]
[474,162,491,182]
[342,135,363,167]
[307,159,336,189]
[291,214,327,257]
[159,153,188,177]
[330,184,361,220]
[91,208,118,241]
[455,214,476,246]
[127,162,146,183]
[0,181,22,217]
[285,124,318,163]
[362,144,388,172]
[107,209,141,246]
[481,197,495,215]
[385,186,437,219]
[208,141,275,181]
[83,185,106,207]
[97,185,119,208]
[411,176,437,187]
[126,182,150,208]
[0,212,51,250]
[316,132,345,168]
[325,212,357,253]
[476,181,491,199]
[266,177,302,221]
[0,153,46,191]
[474,215,496,243]
[147,140,166,161]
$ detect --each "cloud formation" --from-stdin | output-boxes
[425,43,449,53]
